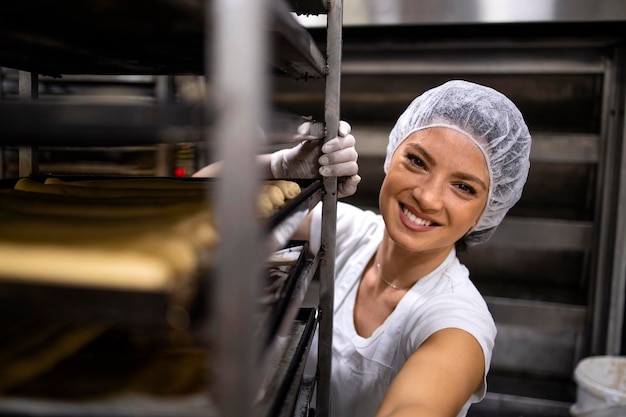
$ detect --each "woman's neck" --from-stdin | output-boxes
[376,233,454,288]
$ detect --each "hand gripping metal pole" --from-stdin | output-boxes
[317,0,343,416]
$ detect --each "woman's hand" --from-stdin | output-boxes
[270,121,360,198]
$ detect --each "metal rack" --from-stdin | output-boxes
[0,1,343,417]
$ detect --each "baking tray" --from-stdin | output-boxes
[263,241,316,348]
[0,175,213,327]
[261,308,317,417]
[0,174,322,255]
[0,176,322,331]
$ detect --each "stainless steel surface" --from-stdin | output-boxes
[210,1,266,417]
[590,48,625,355]
[531,133,599,164]
[605,56,626,355]
[341,51,607,75]
[608,144,626,353]
[485,218,592,251]
[486,297,587,377]
[300,0,626,27]
[468,392,572,417]
[317,0,342,415]
[348,0,626,26]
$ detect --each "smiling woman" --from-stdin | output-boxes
[286,79,532,417]
[195,79,532,417]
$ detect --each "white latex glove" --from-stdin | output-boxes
[270,120,361,198]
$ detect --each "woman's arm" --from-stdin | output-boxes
[376,328,485,417]
[193,122,360,244]
[192,154,273,178]
[193,121,359,188]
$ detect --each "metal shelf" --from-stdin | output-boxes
[0,0,326,79]
[0,102,324,146]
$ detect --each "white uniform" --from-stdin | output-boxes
[307,202,497,417]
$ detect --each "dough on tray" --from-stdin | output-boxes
[0,177,302,291]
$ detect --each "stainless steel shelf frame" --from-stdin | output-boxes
[0,1,345,417]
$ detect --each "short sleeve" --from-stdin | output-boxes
[403,290,497,403]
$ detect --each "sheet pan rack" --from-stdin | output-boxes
[0,0,343,416]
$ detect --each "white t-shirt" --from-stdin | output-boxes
[307,202,497,417]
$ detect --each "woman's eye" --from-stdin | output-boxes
[455,183,476,195]
[406,153,425,168]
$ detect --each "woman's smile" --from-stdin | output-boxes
[400,203,438,229]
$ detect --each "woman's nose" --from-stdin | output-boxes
[412,177,444,212]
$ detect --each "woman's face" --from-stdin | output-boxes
[379,127,490,254]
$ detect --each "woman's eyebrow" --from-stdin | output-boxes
[455,172,488,191]
[406,143,435,166]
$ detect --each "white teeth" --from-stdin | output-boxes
[402,207,432,226]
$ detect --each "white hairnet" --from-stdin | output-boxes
[384,80,532,246]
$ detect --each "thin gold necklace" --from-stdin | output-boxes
[376,262,411,290]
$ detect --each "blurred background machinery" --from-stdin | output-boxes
[0,70,201,177]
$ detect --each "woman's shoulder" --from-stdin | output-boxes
[429,258,492,316]
[401,256,496,345]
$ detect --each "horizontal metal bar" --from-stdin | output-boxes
[342,0,626,26]
[486,217,593,251]
[341,49,607,75]
[486,296,587,331]
[0,102,316,146]
[1,71,156,84]
[531,133,599,163]
[351,128,600,164]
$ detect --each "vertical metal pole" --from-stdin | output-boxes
[317,0,342,416]
[606,51,626,355]
[209,1,267,417]
[18,71,38,176]
[591,51,626,356]
[155,76,176,176]
[590,61,615,355]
